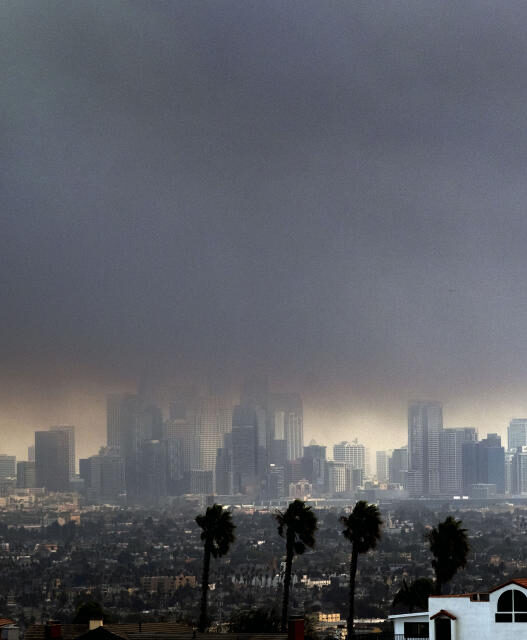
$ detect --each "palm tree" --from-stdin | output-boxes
[274,499,318,631]
[196,503,236,632]
[340,501,382,639]
[427,516,469,595]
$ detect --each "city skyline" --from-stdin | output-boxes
[5,2,527,462]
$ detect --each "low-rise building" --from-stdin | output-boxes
[390,577,527,639]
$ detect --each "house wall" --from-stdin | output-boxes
[429,585,527,640]
[391,613,429,636]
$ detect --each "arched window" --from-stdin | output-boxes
[496,589,527,622]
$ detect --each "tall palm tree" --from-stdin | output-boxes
[196,503,236,632]
[274,499,318,631]
[427,516,469,595]
[340,501,382,639]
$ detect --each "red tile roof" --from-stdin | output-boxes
[489,578,527,593]
[431,609,457,620]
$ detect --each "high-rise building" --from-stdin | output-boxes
[0,455,16,479]
[265,464,285,499]
[327,461,347,494]
[50,426,75,479]
[35,430,70,491]
[478,434,505,495]
[389,447,408,486]
[231,407,258,495]
[267,394,303,461]
[106,394,163,497]
[333,440,366,470]
[164,418,198,474]
[140,440,167,501]
[190,469,214,495]
[407,401,443,496]
[17,461,36,488]
[215,438,234,495]
[27,445,35,462]
[303,443,326,492]
[166,438,184,495]
[195,396,232,476]
[376,451,389,483]
[462,434,505,495]
[80,450,125,499]
[505,451,514,495]
[512,446,527,495]
[440,428,477,495]
[508,419,527,451]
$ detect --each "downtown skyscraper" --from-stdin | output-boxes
[407,401,443,496]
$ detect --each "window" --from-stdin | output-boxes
[496,589,527,622]
[403,621,428,638]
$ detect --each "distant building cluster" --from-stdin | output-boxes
[5,390,527,503]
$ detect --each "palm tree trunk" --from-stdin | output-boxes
[199,541,211,632]
[348,548,358,639]
[281,535,294,632]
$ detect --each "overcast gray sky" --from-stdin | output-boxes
[3,1,527,458]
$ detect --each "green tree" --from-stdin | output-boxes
[427,516,469,594]
[274,499,318,631]
[340,501,382,638]
[195,504,236,632]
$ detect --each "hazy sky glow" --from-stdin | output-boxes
[4,2,527,458]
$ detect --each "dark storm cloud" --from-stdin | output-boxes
[3,1,527,450]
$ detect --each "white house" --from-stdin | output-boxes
[389,578,527,639]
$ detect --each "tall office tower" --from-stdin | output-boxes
[327,461,346,494]
[269,438,288,467]
[50,426,75,479]
[303,443,327,492]
[505,452,514,494]
[407,401,443,496]
[376,451,389,483]
[333,440,366,470]
[239,378,269,479]
[164,418,198,474]
[440,428,478,495]
[231,406,257,494]
[80,451,125,499]
[27,445,35,462]
[462,434,505,495]
[17,461,36,488]
[267,393,303,461]
[215,436,234,495]
[478,434,505,494]
[140,440,167,501]
[107,393,141,450]
[0,455,16,479]
[508,419,527,451]
[265,464,285,499]
[190,469,214,495]
[512,446,527,494]
[195,396,232,476]
[389,447,408,486]
[347,466,364,491]
[107,393,159,497]
[166,438,184,495]
[35,430,70,491]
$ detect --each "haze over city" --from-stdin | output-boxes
[4,1,527,460]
